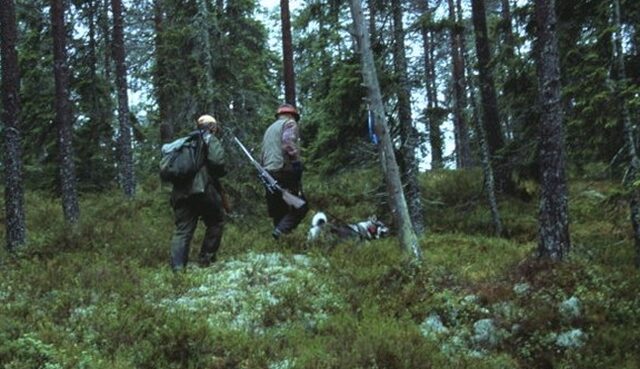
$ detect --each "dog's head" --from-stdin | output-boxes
[360,216,390,239]
[308,212,329,241]
[311,212,328,227]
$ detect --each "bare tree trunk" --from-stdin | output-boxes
[471,0,508,189]
[1,0,27,250]
[471,83,503,236]
[87,1,109,118]
[87,0,97,81]
[101,0,111,81]
[350,0,422,262]
[447,0,473,168]
[392,0,425,234]
[368,0,378,50]
[111,0,135,197]
[458,0,477,152]
[420,16,443,170]
[52,0,80,223]
[460,0,502,236]
[535,0,570,261]
[197,0,215,113]
[153,0,173,143]
[500,0,516,140]
[281,0,296,106]
[613,0,640,268]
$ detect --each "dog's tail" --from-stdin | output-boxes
[311,211,328,227]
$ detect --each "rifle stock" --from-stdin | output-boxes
[280,188,307,209]
[233,136,306,209]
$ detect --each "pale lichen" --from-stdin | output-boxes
[156,252,345,333]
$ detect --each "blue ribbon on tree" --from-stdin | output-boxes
[368,108,379,145]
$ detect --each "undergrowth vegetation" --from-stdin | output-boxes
[1,169,639,368]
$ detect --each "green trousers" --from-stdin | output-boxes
[170,189,224,271]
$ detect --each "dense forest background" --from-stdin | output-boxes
[1,0,640,368]
[2,0,640,231]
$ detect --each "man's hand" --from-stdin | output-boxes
[210,121,222,137]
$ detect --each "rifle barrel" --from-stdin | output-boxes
[232,135,306,209]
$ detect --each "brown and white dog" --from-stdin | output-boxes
[307,211,390,242]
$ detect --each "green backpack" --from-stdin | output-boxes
[159,131,206,185]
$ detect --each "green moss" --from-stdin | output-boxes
[422,234,534,283]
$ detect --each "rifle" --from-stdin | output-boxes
[232,136,306,209]
[213,180,232,214]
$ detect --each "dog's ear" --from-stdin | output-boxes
[369,215,378,222]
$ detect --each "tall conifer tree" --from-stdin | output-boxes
[52,0,80,223]
[447,0,473,168]
[281,0,296,106]
[1,0,27,250]
[111,0,135,197]
[471,0,507,188]
[535,0,570,260]
[392,0,424,234]
[419,8,443,170]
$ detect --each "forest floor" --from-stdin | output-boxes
[0,168,638,369]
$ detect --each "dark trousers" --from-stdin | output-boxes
[170,188,224,270]
[266,171,309,234]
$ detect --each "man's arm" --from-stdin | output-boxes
[206,135,226,177]
[281,119,300,162]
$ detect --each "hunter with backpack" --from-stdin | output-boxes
[161,114,227,272]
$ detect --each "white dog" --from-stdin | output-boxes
[307,211,390,242]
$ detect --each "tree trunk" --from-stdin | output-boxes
[368,0,380,54]
[458,0,478,158]
[500,0,516,140]
[471,0,507,187]
[101,0,111,80]
[349,0,422,262]
[613,0,640,268]
[153,0,173,143]
[52,0,80,223]
[420,15,443,170]
[392,0,425,234]
[471,77,503,236]
[1,0,27,250]
[448,0,473,169]
[501,0,516,59]
[535,0,570,261]
[281,0,296,106]
[461,0,502,236]
[87,0,97,81]
[197,0,215,113]
[456,6,501,235]
[111,0,136,197]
